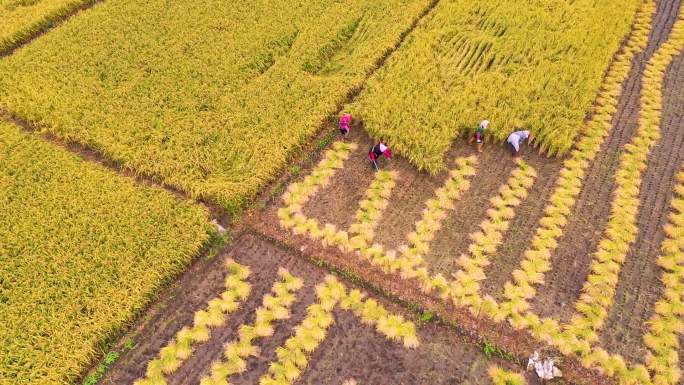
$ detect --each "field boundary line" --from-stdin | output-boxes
[0,0,104,58]
[0,109,231,226]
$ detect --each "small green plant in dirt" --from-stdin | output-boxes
[482,341,513,361]
[416,311,435,328]
[290,165,302,178]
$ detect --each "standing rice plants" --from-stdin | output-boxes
[450,160,537,313]
[0,122,210,385]
[0,0,94,53]
[199,268,303,385]
[0,0,433,212]
[644,173,684,385]
[350,0,640,173]
[500,0,656,331]
[135,260,251,385]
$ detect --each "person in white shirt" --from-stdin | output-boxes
[507,130,532,158]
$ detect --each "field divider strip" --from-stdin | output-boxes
[0,0,104,58]
[0,109,231,226]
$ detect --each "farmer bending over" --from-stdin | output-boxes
[468,119,489,153]
[339,113,352,137]
[369,139,392,171]
[507,130,532,159]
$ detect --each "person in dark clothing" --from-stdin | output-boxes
[369,139,392,170]
[468,119,489,153]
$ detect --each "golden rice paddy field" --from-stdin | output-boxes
[1,0,683,384]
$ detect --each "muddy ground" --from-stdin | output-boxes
[97,233,533,385]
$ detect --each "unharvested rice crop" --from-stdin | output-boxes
[0,121,210,384]
[0,0,432,212]
[0,0,92,53]
[349,0,640,172]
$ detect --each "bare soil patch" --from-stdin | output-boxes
[298,308,537,385]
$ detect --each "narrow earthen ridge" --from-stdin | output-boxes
[0,0,104,58]
[0,109,231,226]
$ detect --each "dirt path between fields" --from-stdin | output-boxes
[528,0,682,323]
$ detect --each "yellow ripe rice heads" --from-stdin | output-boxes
[0,121,210,384]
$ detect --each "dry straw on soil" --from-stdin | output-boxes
[134,260,251,385]
[199,268,303,385]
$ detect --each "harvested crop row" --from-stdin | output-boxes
[578,5,684,384]
[570,0,684,369]
[644,171,684,385]
[134,259,251,385]
[349,0,640,172]
[258,275,419,385]
[348,170,399,249]
[450,160,537,311]
[0,0,433,212]
[258,276,345,385]
[0,0,92,53]
[0,121,210,385]
[278,141,357,245]
[199,268,303,385]
[399,156,478,265]
[500,0,656,330]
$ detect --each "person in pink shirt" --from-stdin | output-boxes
[339,114,352,137]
